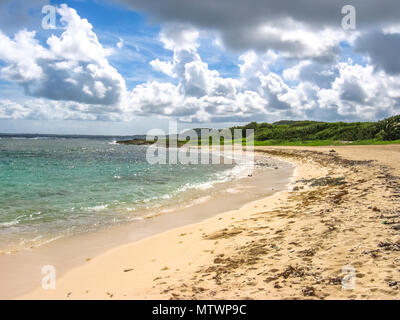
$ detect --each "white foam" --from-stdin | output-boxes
[0,220,19,227]
[81,204,108,212]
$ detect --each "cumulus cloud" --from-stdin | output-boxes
[0,29,52,82]
[133,26,269,122]
[1,2,400,124]
[121,0,400,29]
[159,24,199,51]
[317,63,400,120]
[283,60,339,89]
[150,58,175,77]
[0,98,124,121]
[355,32,400,75]
[119,0,400,61]
[135,34,400,123]
[0,4,126,105]
[129,26,322,122]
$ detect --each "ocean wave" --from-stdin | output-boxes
[175,169,244,196]
[8,136,52,140]
[81,204,108,212]
[0,220,20,227]
[0,142,257,253]
[0,211,44,227]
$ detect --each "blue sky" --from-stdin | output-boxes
[0,0,399,134]
[46,0,177,87]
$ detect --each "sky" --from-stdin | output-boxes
[0,0,400,135]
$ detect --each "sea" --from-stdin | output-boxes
[0,135,250,253]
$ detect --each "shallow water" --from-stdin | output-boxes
[0,137,242,252]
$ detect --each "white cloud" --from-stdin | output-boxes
[0,4,126,105]
[159,24,199,51]
[1,3,400,125]
[317,62,400,120]
[355,31,400,75]
[0,98,125,121]
[0,30,52,82]
[121,0,394,62]
[117,38,124,49]
[0,99,32,119]
[282,61,311,82]
[150,59,176,77]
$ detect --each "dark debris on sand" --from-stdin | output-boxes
[298,176,346,187]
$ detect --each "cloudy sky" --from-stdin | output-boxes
[0,0,399,134]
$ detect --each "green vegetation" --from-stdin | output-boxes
[118,115,400,147]
[231,115,400,146]
[251,139,400,146]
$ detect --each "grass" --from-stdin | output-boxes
[232,115,400,144]
[252,139,400,146]
[119,137,400,148]
[119,115,400,147]
[185,138,400,147]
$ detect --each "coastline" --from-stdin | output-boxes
[0,153,293,299]
[10,145,400,299]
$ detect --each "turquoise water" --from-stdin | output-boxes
[0,137,237,252]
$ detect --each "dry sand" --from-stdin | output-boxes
[20,145,400,300]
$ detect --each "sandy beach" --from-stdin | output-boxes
[16,145,400,299]
[0,152,292,299]
[1,0,400,304]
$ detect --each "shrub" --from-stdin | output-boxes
[377,115,400,141]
